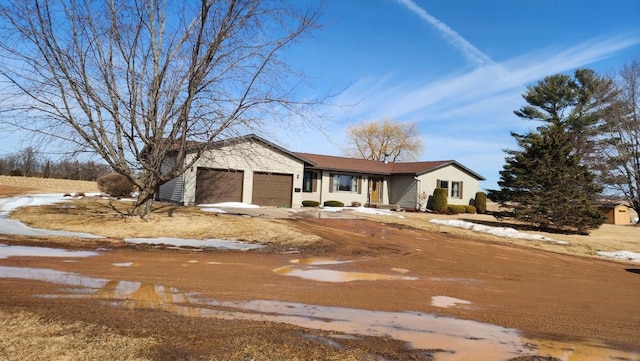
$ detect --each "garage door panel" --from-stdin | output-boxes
[252,173,292,207]
[196,168,243,204]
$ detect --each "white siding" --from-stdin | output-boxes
[182,141,305,206]
[417,165,481,206]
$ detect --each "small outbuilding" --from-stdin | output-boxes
[599,203,632,225]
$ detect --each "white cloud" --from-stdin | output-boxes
[333,33,640,125]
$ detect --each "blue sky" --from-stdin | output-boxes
[1,0,639,191]
[277,0,640,190]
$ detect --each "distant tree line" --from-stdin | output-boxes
[0,147,110,181]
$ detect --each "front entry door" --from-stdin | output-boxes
[369,177,383,203]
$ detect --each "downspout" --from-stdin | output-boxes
[414,176,421,210]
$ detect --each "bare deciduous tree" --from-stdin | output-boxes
[343,119,423,162]
[597,59,640,221]
[0,0,324,216]
[17,146,39,177]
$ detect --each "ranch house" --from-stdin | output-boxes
[158,134,485,210]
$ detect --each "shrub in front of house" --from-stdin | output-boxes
[97,173,134,198]
[464,205,476,214]
[447,205,466,214]
[474,192,487,214]
[351,201,361,207]
[323,200,344,207]
[302,200,320,207]
[432,188,448,213]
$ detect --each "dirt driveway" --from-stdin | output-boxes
[1,216,639,360]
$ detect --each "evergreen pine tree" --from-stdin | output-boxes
[489,124,605,234]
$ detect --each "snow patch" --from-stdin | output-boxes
[0,194,104,238]
[429,219,568,245]
[200,207,227,214]
[197,202,259,209]
[597,251,640,263]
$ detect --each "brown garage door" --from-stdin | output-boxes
[252,172,292,207]
[195,168,244,204]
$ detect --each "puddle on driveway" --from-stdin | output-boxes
[0,265,637,360]
[277,257,417,282]
[274,265,418,282]
[290,257,352,265]
[0,244,99,259]
[431,296,472,308]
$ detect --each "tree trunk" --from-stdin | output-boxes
[133,189,155,218]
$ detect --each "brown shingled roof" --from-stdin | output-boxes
[294,152,485,180]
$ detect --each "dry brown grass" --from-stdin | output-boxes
[0,175,99,194]
[362,211,640,260]
[11,197,322,246]
[0,309,155,361]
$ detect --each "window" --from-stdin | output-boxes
[438,180,448,189]
[332,174,359,193]
[302,170,316,192]
[451,181,461,198]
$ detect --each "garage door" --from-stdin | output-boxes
[195,168,244,204]
[252,172,292,207]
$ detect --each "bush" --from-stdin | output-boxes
[97,173,134,197]
[302,200,320,207]
[351,201,361,207]
[10,169,23,177]
[432,188,448,213]
[323,200,344,207]
[447,205,466,214]
[464,205,476,214]
[475,192,487,214]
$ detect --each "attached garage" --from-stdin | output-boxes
[195,168,244,204]
[252,172,293,207]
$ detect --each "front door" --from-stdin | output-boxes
[369,177,383,203]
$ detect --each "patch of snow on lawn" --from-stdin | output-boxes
[124,237,264,250]
[0,194,104,238]
[200,207,227,214]
[429,219,568,245]
[597,251,640,263]
[197,202,259,209]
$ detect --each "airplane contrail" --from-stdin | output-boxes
[396,0,498,67]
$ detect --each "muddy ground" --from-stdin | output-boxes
[1,215,639,360]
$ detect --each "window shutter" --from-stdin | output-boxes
[459,181,464,199]
[312,172,318,192]
[436,179,440,188]
[329,173,334,193]
[358,177,362,194]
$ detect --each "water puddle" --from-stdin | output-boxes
[0,265,637,360]
[273,265,418,282]
[0,244,99,259]
[124,237,264,250]
[290,257,352,265]
[112,262,134,267]
[431,295,472,308]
